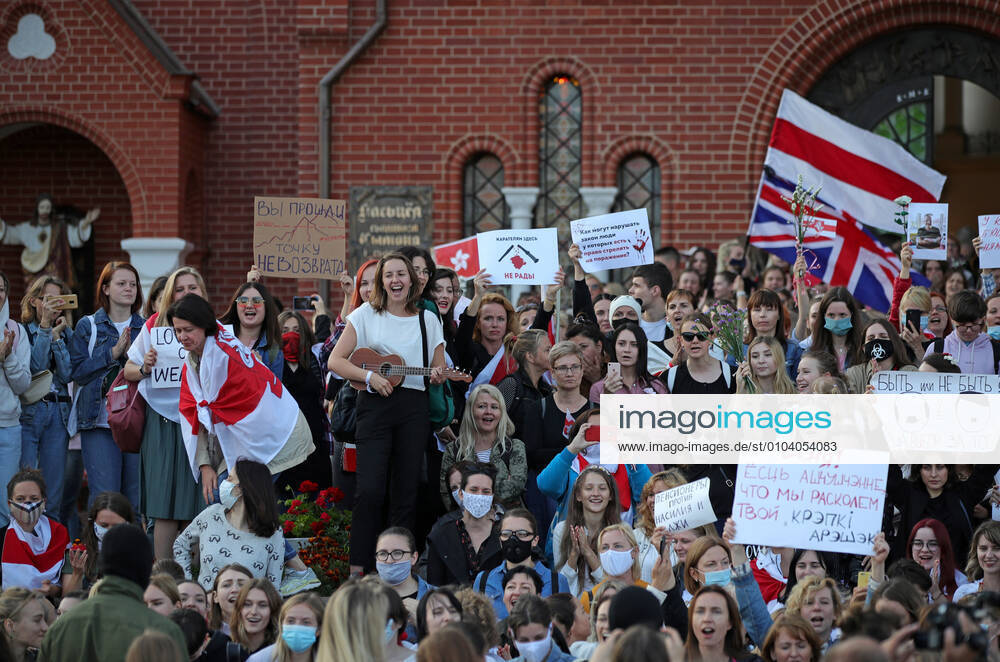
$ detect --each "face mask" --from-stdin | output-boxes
[93,522,110,544]
[451,488,463,507]
[282,624,317,653]
[988,326,1000,341]
[9,500,44,528]
[514,627,553,662]
[921,315,930,330]
[219,480,239,510]
[282,331,300,363]
[864,338,894,362]
[462,493,493,519]
[824,316,852,336]
[600,548,634,577]
[376,560,411,586]
[703,568,732,586]
[729,257,746,271]
[501,536,534,564]
[384,619,396,645]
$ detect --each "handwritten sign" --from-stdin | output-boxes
[978,215,1000,269]
[871,370,1000,394]
[571,209,653,271]
[150,327,187,388]
[477,228,559,285]
[731,462,888,555]
[653,478,716,533]
[907,202,948,260]
[253,196,347,279]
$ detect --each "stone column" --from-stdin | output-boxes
[578,186,619,284]
[121,237,193,297]
[501,187,540,304]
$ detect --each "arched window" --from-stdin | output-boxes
[536,74,583,230]
[463,152,508,235]
[612,152,661,245]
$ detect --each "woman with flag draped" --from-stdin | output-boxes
[455,269,519,386]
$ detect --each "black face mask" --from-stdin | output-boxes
[501,536,534,564]
[864,338,894,362]
[729,257,746,271]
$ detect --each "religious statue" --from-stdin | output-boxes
[0,194,98,290]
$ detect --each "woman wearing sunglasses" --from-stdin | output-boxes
[664,312,736,394]
[219,283,283,377]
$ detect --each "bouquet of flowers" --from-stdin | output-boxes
[781,175,825,248]
[280,481,351,594]
[710,303,755,393]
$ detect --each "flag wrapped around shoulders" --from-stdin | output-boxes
[179,323,301,479]
[1,516,69,590]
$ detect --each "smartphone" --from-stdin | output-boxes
[904,308,921,332]
[44,294,78,310]
[659,536,668,558]
[606,362,621,380]
[584,425,601,442]
[292,296,314,311]
[857,571,871,590]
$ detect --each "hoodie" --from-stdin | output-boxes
[924,330,996,375]
[0,299,31,427]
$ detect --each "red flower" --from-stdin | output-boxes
[282,521,294,534]
[310,521,324,533]
[290,499,302,508]
[320,512,331,522]
[299,480,319,493]
[330,488,345,503]
[316,496,327,508]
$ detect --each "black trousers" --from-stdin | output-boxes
[349,387,429,568]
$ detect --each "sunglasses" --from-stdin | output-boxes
[681,331,711,342]
[236,296,264,307]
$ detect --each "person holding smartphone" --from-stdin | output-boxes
[588,322,665,403]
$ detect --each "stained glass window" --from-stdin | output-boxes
[873,102,930,163]
[613,152,661,244]
[463,153,508,235]
[536,75,583,237]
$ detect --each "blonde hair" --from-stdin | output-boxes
[317,579,387,662]
[273,593,325,662]
[124,630,184,662]
[900,286,931,317]
[636,469,688,536]
[20,275,72,326]
[454,588,500,648]
[454,384,514,462]
[746,336,796,394]
[785,575,841,618]
[156,266,207,326]
[548,341,583,368]
[597,524,641,580]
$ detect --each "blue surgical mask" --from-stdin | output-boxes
[376,560,411,586]
[219,479,239,510]
[824,316,852,336]
[281,624,317,653]
[703,568,732,586]
[384,618,396,645]
[988,326,1000,341]
[920,315,930,330]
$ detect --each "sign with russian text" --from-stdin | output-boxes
[731,462,888,556]
[477,228,559,285]
[253,197,347,279]
[151,327,187,388]
[871,370,1000,394]
[348,186,433,270]
[653,478,716,533]
[571,209,653,271]
[978,215,1000,269]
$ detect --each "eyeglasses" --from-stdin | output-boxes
[375,549,412,562]
[681,331,711,342]
[552,364,583,374]
[955,322,982,332]
[236,296,264,307]
[932,305,948,313]
[499,529,534,541]
[911,540,939,551]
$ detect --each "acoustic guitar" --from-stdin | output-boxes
[348,347,472,391]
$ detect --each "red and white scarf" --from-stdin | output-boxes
[1,516,69,590]
[179,323,301,478]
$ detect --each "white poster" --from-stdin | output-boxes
[871,370,1000,394]
[570,209,653,272]
[978,215,1000,270]
[731,463,888,556]
[476,228,559,285]
[907,202,948,260]
[150,327,187,388]
[653,478,716,533]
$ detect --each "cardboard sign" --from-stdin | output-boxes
[571,209,653,271]
[871,370,1000,394]
[653,478,716,533]
[978,215,1000,270]
[476,228,559,285]
[433,236,480,279]
[731,462,888,556]
[907,202,948,260]
[253,197,347,279]
[150,327,187,388]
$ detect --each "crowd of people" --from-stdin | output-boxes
[0,229,995,662]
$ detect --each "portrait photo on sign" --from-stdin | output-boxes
[906,202,948,260]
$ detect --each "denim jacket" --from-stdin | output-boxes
[68,309,144,431]
[22,321,74,427]
[733,561,773,647]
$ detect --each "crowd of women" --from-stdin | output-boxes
[0,231,995,661]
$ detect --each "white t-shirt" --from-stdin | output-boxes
[953,580,982,602]
[640,317,668,342]
[347,303,445,391]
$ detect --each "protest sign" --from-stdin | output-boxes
[978,215,1000,269]
[871,370,1000,394]
[731,462,888,556]
[906,202,948,260]
[477,228,559,285]
[570,209,653,271]
[653,478,716,533]
[253,197,347,279]
[150,327,187,388]
[433,236,479,279]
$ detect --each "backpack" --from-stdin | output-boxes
[66,315,98,437]
[931,337,1000,374]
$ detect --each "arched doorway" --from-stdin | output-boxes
[0,123,132,311]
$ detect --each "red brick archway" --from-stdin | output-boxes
[440,134,520,243]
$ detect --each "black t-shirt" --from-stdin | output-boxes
[665,362,737,394]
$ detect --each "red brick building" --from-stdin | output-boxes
[2,0,999,307]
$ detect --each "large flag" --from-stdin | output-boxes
[764,89,946,234]
[433,236,479,279]
[749,169,929,311]
[1,516,68,590]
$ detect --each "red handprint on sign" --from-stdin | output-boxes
[632,230,649,255]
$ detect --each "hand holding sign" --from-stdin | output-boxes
[653,478,717,533]
[150,327,187,389]
[476,229,558,285]
[570,209,654,272]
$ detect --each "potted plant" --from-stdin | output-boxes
[280,481,352,594]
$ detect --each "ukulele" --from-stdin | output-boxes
[348,347,472,391]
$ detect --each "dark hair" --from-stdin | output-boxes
[689,247,717,290]
[417,588,463,639]
[907,464,957,492]
[370,252,421,314]
[545,593,576,638]
[905,518,958,597]
[856,319,913,369]
[566,407,600,443]
[230,578,281,651]
[7,468,46,500]
[565,321,604,351]
[745,288,789,345]
[169,608,209,656]
[870,578,925,625]
[151,559,186,583]
[95,261,143,314]
[811,287,864,357]
[507,594,551,633]
[886,558,932,593]
[684,586,745,660]
[430,267,460,334]
[277,311,315,366]
[781,549,835,602]
[715,270,737,286]
[948,290,987,324]
[233,459,280,538]
[219,282,281,353]
[31,193,54,225]
[501,507,538,535]
[761,614,821,662]
[609,321,654,385]
[944,267,970,292]
[144,275,169,318]
[655,245,680,262]
[460,462,496,491]
[799,350,841,380]
[630,263,673,303]
[921,353,962,374]
[593,292,616,305]
[502,566,542,595]
[166,293,218,335]
[377,526,417,554]
[398,246,437,300]
[82,491,136,580]
[208,563,253,630]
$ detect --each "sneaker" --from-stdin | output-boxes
[279,567,321,597]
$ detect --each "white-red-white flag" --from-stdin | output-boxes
[433,236,479,278]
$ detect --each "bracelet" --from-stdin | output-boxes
[139,365,148,378]
[365,370,375,394]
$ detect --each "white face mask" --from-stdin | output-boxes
[462,493,493,519]
[451,488,463,507]
[600,548,634,577]
[219,479,239,510]
[514,627,553,662]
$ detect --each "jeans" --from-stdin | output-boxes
[59,449,84,540]
[0,426,23,527]
[20,400,68,520]
[81,428,140,511]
